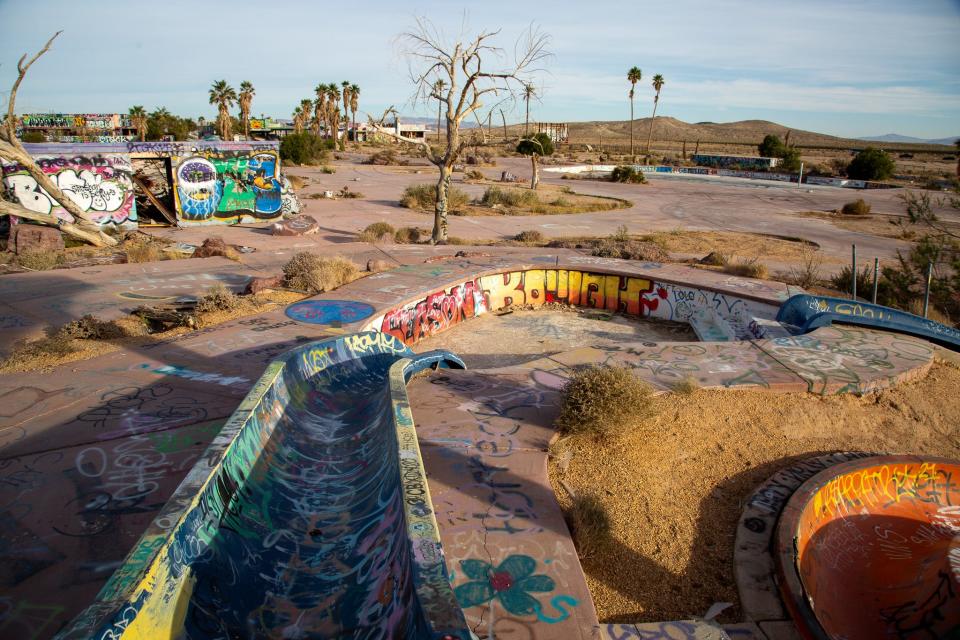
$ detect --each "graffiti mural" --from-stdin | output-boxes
[376,269,780,345]
[0,152,137,228]
[174,150,284,223]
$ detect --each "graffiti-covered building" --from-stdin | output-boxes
[17,113,138,143]
[0,141,300,230]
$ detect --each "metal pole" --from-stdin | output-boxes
[797,161,804,188]
[922,261,933,318]
[871,257,879,304]
[851,244,857,300]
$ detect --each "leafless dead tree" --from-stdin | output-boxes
[0,32,118,247]
[376,18,550,243]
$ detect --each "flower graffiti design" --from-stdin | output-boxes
[453,555,556,616]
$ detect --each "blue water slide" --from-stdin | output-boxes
[776,294,960,351]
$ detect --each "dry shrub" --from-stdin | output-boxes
[364,149,407,165]
[465,169,485,180]
[400,184,470,211]
[17,250,64,270]
[286,175,308,189]
[320,166,336,174]
[196,284,242,313]
[481,186,538,207]
[394,226,422,244]
[671,376,699,395]
[124,240,163,264]
[358,222,395,243]
[58,315,128,340]
[555,365,655,439]
[2,335,78,369]
[724,258,768,279]
[907,298,952,324]
[282,253,360,294]
[591,239,666,261]
[566,493,611,558]
[444,236,470,245]
[841,199,872,216]
[514,229,545,244]
[787,248,824,289]
[699,251,729,267]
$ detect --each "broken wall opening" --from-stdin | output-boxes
[131,157,176,225]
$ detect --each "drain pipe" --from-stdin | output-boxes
[851,244,857,300]
[922,261,933,318]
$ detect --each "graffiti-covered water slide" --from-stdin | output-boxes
[777,294,960,351]
[58,333,471,639]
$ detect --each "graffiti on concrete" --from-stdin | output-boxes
[779,456,960,640]
[453,555,577,623]
[1,153,136,228]
[174,150,285,223]
[285,300,375,325]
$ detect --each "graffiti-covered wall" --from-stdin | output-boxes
[1,145,137,229]
[373,269,780,345]
[3,141,300,229]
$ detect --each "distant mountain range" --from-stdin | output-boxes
[859,133,960,145]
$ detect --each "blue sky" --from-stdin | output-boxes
[1,0,958,139]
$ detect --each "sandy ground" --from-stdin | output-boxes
[548,360,960,624]
[413,308,695,368]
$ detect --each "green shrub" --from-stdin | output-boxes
[830,264,875,296]
[400,184,470,211]
[555,365,655,440]
[516,132,555,157]
[280,133,332,165]
[21,131,45,143]
[480,186,539,207]
[394,226,422,244]
[847,147,895,181]
[513,229,545,244]
[610,166,646,183]
[358,222,395,242]
[840,199,872,216]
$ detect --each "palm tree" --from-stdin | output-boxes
[150,107,171,138]
[523,83,536,136]
[314,84,328,136]
[327,84,342,145]
[645,74,665,155]
[293,106,305,134]
[349,84,360,141]
[238,81,255,139]
[341,81,352,141]
[299,98,313,135]
[433,78,447,142]
[209,80,237,140]
[627,67,642,158]
[128,105,147,141]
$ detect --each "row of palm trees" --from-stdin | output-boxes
[207,80,256,140]
[292,81,360,145]
[627,67,666,157]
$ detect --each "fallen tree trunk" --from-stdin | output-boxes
[0,199,115,248]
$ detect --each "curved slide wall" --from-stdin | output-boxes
[777,294,960,351]
[59,333,470,640]
[776,456,960,639]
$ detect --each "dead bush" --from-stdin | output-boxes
[840,199,872,216]
[724,258,768,279]
[555,365,655,440]
[465,169,485,181]
[591,239,666,261]
[786,248,824,289]
[671,376,700,395]
[358,222,395,243]
[699,251,729,267]
[566,493,611,558]
[16,250,64,270]
[400,184,470,211]
[364,149,407,166]
[1,335,78,370]
[57,315,128,340]
[394,226,422,244]
[282,253,360,294]
[196,284,243,313]
[287,175,308,189]
[514,229,545,244]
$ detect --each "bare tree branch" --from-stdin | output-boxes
[0,32,118,247]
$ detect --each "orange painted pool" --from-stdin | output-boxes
[777,456,960,640]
